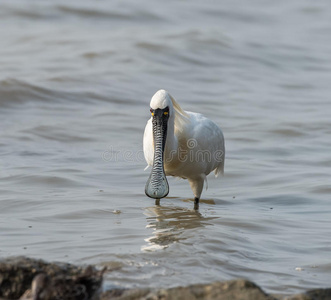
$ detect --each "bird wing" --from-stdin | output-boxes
[184,112,225,177]
[143,118,154,167]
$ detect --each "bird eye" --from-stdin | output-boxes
[164,111,168,115]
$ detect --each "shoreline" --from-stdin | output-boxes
[0,257,330,300]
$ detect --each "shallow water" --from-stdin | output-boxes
[1,0,331,295]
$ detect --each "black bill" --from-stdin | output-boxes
[145,107,169,199]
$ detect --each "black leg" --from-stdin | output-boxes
[155,198,160,206]
[194,197,199,210]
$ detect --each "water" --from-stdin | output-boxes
[1,0,331,295]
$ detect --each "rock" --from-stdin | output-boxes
[1,257,330,300]
[0,256,103,300]
[100,281,331,300]
[284,288,331,300]
[100,279,276,300]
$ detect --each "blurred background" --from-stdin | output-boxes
[0,0,330,295]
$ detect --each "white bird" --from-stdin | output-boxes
[143,90,225,209]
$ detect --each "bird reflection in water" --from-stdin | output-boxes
[142,199,218,251]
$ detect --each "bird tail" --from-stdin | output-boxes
[214,161,224,177]
[215,138,225,177]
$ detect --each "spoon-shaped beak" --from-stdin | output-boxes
[145,108,169,199]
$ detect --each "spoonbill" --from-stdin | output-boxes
[143,90,225,209]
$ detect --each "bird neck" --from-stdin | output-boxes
[164,116,178,157]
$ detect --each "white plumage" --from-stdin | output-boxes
[143,89,225,207]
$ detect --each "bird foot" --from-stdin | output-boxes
[194,197,199,210]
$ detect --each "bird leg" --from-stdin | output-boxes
[194,197,199,210]
[155,198,160,206]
